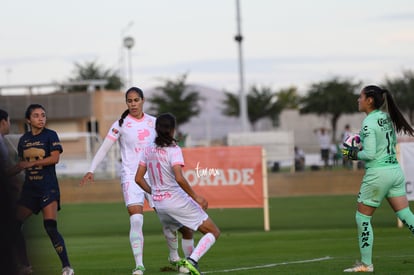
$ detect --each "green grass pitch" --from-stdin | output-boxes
[23,195,414,274]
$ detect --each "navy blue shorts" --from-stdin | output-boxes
[18,186,61,214]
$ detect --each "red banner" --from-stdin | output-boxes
[182,146,264,209]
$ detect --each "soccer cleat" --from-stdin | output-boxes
[62,266,75,275]
[169,257,190,273]
[19,265,33,275]
[132,265,145,275]
[343,262,374,272]
[182,258,202,275]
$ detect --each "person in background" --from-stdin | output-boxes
[16,104,74,275]
[294,146,305,171]
[342,85,414,272]
[0,109,20,274]
[0,109,21,177]
[341,124,353,169]
[80,87,193,275]
[135,113,220,275]
[314,127,331,169]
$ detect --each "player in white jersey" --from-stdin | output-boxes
[80,87,193,275]
[135,113,221,275]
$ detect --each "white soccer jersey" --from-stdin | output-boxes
[107,113,156,180]
[139,143,208,230]
[139,144,188,201]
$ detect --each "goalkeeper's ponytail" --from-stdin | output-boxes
[362,85,414,136]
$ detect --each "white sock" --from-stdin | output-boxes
[182,238,194,258]
[130,214,144,267]
[189,233,216,262]
[163,227,180,261]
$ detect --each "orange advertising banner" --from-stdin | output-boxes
[181,146,264,209]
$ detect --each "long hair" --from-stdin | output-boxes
[155,113,177,147]
[0,109,8,122]
[25,104,45,120]
[118,87,144,127]
[362,85,414,136]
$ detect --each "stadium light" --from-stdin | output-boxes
[235,0,249,132]
[123,36,135,88]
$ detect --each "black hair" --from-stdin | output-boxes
[118,87,144,127]
[25,104,45,120]
[362,85,414,136]
[155,113,177,147]
[0,109,8,122]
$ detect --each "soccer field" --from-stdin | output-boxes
[24,195,414,274]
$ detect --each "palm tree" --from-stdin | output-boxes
[67,60,122,91]
[383,69,414,124]
[300,77,361,141]
[222,85,283,131]
[148,74,203,132]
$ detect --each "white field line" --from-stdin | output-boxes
[202,256,333,274]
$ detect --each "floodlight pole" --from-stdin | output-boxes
[123,36,135,88]
[120,21,134,90]
[235,0,248,132]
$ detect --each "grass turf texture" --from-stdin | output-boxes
[23,195,414,274]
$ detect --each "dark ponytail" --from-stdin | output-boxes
[363,85,414,136]
[118,109,129,127]
[155,113,177,147]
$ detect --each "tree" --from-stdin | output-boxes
[67,60,122,91]
[222,85,283,131]
[383,69,414,124]
[148,74,203,131]
[276,86,301,109]
[300,77,361,141]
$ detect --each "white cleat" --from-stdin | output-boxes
[62,266,75,275]
[343,262,373,272]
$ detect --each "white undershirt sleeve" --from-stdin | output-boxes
[88,137,116,173]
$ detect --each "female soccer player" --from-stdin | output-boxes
[342,85,414,272]
[16,104,74,275]
[135,113,221,275]
[80,87,193,275]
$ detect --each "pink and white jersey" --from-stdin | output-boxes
[107,113,156,180]
[139,143,187,202]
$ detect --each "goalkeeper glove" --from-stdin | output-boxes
[341,145,359,160]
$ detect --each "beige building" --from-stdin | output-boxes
[1,88,126,166]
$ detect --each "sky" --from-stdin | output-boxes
[1,0,414,95]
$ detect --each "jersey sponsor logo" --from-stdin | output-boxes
[360,221,371,249]
[153,192,172,201]
[377,117,392,131]
[111,128,119,135]
[137,129,150,140]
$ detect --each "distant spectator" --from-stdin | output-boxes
[341,124,353,169]
[294,146,305,171]
[314,127,331,169]
[331,141,342,167]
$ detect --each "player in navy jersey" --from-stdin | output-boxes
[16,104,74,275]
[135,113,220,275]
[342,85,414,272]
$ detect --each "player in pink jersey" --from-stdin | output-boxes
[80,87,193,275]
[135,113,220,275]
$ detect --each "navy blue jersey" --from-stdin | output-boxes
[18,128,63,192]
